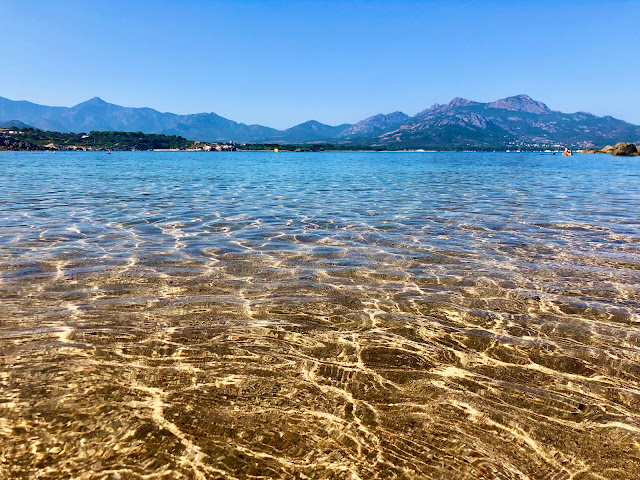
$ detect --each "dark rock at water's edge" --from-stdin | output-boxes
[582,142,639,156]
[612,142,639,156]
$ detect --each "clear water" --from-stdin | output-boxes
[1,151,639,479]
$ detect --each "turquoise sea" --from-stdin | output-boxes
[1,151,639,479]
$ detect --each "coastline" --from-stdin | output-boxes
[2,128,639,155]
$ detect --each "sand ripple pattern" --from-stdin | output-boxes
[1,151,640,479]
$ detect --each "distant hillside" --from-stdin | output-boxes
[271,120,352,143]
[1,94,639,148]
[0,96,282,143]
[0,97,351,144]
[0,120,29,129]
[338,112,410,140]
[373,95,640,149]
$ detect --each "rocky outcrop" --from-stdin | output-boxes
[601,145,615,154]
[612,142,639,156]
[415,97,482,116]
[487,94,550,114]
[581,142,639,156]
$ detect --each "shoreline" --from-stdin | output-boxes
[1,147,635,155]
[2,129,638,155]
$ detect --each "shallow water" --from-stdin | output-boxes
[1,150,639,479]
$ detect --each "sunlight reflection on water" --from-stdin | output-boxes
[1,151,639,479]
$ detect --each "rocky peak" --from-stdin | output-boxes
[487,94,549,114]
[445,97,477,108]
[339,111,410,137]
[297,120,325,131]
[75,97,109,108]
[417,98,481,116]
[367,111,409,125]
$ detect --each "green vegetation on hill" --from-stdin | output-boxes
[1,126,563,152]
[80,130,194,150]
[2,127,197,151]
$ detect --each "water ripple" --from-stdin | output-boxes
[1,151,639,479]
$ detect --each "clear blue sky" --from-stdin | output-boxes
[2,0,638,128]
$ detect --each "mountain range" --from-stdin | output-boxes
[1,95,639,148]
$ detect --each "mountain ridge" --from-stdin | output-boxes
[1,95,639,148]
[373,94,640,148]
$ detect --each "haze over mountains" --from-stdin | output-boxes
[1,94,639,148]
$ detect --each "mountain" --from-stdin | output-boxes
[338,111,410,139]
[0,120,29,129]
[0,96,282,143]
[374,95,640,148]
[273,120,352,143]
[486,94,549,114]
[1,94,639,148]
[0,96,355,144]
[0,97,66,131]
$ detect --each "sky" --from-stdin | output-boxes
[1,0,639,129]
